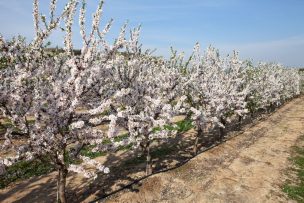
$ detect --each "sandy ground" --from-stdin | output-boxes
[107,96,304,203]
[0,96,303,203]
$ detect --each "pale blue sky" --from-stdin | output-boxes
[0,0,304,67]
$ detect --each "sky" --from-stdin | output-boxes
[0,0,304,67]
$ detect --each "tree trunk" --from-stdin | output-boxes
[267,103,274,114]
[250,111,254,119]
[272,103,276,112]
[219,117,226,140]
[219,127,224,140]
[145,141,152,176]
[57,167,68,203]
[193,126,202,156]
[238,115,242,129]
[270,103,273,113]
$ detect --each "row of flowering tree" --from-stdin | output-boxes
[0,0,301,202]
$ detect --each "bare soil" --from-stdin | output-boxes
[0,96,303,203]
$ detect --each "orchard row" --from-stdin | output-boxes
[0,1,302,202]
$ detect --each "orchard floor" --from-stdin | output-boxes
[1,96,304,203]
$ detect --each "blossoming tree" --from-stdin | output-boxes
[0,0,138,202]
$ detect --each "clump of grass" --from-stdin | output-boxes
[79,145,107,159]
[283,135,304,202]
[80,133,132,158]
[118,143,133,151]
[114,133,129,142]
[101,133,130,145]
[152,118,193,134]
[175,119,193,133]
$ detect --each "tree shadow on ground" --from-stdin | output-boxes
[0,174,57,203]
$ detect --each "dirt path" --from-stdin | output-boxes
[107,97,304,203]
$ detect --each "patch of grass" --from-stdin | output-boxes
[114,133,129,142]
[152,118,194,134]
[118,143,133,151]
[102,133,130,145]
[79,145,107,159]
[283,185,304,202]
[283,135,304,202]
[175,119,193,133]
[79,134,132,158]
[102,138,111,145]
[0,122,17,131]
[0,127,5,134]
[0,158,54,189]
[0,120,27,135]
